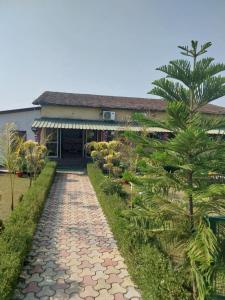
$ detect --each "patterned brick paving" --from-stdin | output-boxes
[14,173,141,300]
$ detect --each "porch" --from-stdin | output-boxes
[32,117,171,160]
[35,127,116,160]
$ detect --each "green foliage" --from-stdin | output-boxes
[0,123,20,171]
[87,140,123,176]
[150,41,225,111]
[20,140,47,186]
[131,244,189,300]
[87,163,188,299]
[100,177,127,198]
[0,161,56,300]
[0,123,24,211]
[125,41,225,300]
[87,138,139,178]
[187,220,219,299]
[0,125,47,211]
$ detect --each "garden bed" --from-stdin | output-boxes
[0,161,57,300]
[87,163,188,300]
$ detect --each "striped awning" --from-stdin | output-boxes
[208,129,225,135]
[32,118,170,133]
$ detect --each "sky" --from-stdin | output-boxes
[0,0,225,110]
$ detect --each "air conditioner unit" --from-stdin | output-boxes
[103,111,116,121]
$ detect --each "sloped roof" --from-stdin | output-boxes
[0,107,40,115]
[33,91,225,115]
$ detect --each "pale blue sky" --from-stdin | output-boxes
[0,0,225,110]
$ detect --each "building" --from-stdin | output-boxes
[31,91,225,160]
[1,91,225,161]
[0,107,40,140]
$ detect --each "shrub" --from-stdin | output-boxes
[87,163,188,300]
[112,166,123,177]
[0,161,56,300]
[87,140,123,175]
[0,219,4,232]
[21,141,47,186]
[100,177,127,198]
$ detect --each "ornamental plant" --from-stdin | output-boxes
[124,41,225,299]
[87,140,123,177]
[22,140,47,186]
[0,123,23,210]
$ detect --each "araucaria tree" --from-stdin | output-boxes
[125,41,225,299]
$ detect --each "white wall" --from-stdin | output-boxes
[0,109,40,140]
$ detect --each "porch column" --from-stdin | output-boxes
[59,128,62,158]
[82,130,86,158]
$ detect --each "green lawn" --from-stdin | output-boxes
[0,173,29,221]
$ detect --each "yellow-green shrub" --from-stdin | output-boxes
[87,140,123,176]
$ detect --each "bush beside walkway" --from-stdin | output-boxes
[0,161,57,300]
[87,163,188,300]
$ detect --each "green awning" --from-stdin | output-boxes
[32,118,170,133]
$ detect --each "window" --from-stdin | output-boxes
[45,128,58,157]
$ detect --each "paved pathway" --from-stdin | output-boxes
[14,173,141,300]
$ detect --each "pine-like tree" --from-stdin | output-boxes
[124,41,225,299]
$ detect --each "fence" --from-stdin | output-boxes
[209,216,225,299]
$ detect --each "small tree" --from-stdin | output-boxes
[22,140,47,186]
[0,123,22,210]
[125,41,225,299]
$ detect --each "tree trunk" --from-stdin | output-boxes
[11,192,14,211]
[189,194,194,229]
[188,171,194,230]
[187,170,197,299]
[9,172,14,211]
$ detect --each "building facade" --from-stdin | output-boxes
[31,91,225,160]
[1,91,225,161]
[0,107,40,140]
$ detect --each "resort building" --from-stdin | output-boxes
[31,91,225,160]
[0,107,40,140]
[1,91,225,161]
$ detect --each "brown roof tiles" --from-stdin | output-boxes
[33,91,225,115]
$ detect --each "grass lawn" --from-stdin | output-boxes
[0,173,29,221]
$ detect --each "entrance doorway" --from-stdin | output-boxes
[61,129,83,159]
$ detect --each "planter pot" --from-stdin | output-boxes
[16,171,23,177]
[123,180,130,185]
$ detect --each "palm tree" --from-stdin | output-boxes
[0,123,22,210]
[124,41,225,299]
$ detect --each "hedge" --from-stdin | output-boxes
[0,161,57,300]
[87,163,189,300]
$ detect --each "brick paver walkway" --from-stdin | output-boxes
[14,173,141,300]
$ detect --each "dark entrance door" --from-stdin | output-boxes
[61,129,83,158]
